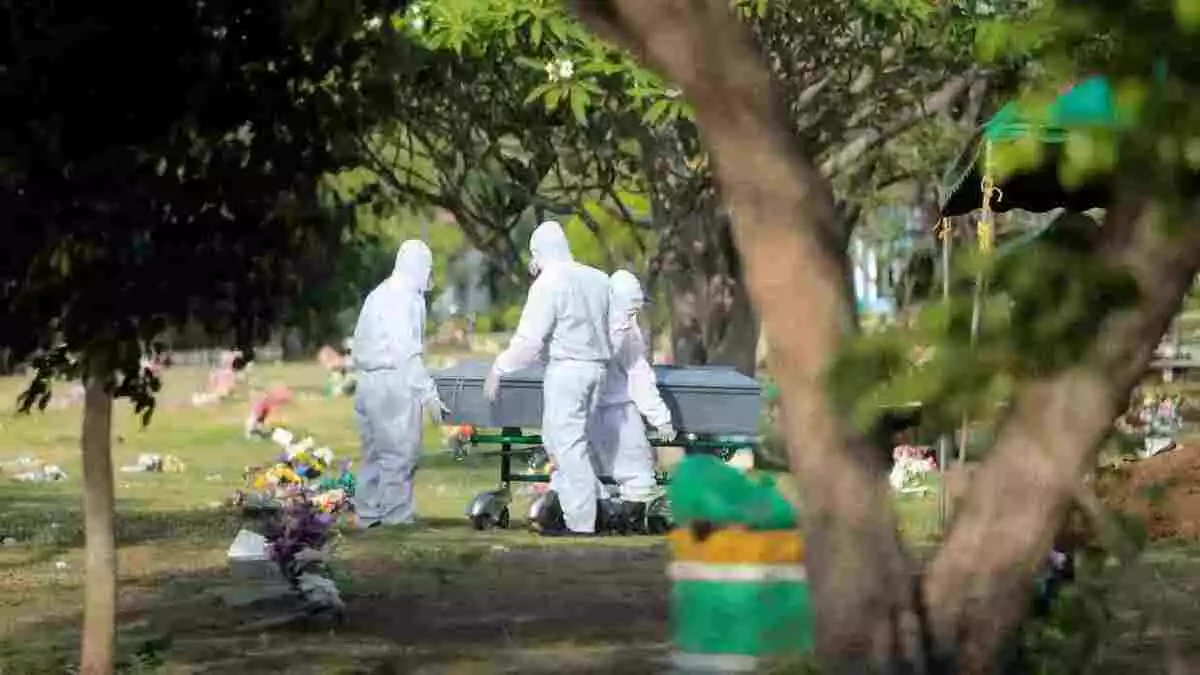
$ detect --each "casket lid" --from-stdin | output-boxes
[434,360,760,394]
[433,359,542,384]
[652,365,760,393]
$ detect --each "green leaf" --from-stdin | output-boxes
[514,56,544,71]
[642,98,671,125]
[524,83,553,106]
[1185,138,1200,170]
[546,15,570,41]
[1060,130,1117,188]
[1176,0,1200,32]
[545,85,564,111]
[615,190,651,216]
[569,87,590,124]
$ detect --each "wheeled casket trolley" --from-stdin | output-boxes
[433,361,762,532]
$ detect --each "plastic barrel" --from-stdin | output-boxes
[668,528,814,671]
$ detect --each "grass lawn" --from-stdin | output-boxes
[0,362,669,674]
[1,361,1199,673]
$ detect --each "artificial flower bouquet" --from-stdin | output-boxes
[230,419,358,614]
[258,485,354,613]
[1118,391,1184,459]
[442,424,475,461]
[889,444,937,494]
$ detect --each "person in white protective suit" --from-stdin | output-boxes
[484,221,612,536]
[590,270,676,533]
[351,240,448,528]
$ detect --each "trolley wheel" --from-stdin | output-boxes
[646,515,671,535]
[471,513,495,531]
[646,496,672,535]
[497,507,511,529]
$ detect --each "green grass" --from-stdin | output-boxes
[2,362,1200,672]
[0,363,669,674]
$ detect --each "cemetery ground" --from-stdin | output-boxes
[0,362,1199,673]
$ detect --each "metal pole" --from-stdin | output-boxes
[937,219,952,531]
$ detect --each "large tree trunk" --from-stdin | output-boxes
[642,126,760,375]
[665,206,759,375]
[573,1,926,668]
[80,369,116,675]
[570,1,1200,672]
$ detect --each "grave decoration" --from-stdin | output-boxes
[192,350,243,406]
[4,456,68,482]
[889,444,937,494]
[1118,391,1184,459]
[229,417,357,615]
[119,453,186,474]
[317,346,356,397]
[244,385,294,438]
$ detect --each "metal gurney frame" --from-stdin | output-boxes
[461,426,758,531]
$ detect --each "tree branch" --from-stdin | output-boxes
[818,71,981,178]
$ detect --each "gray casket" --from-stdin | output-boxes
[433,360,761,435]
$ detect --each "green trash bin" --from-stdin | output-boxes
[667,456,814,671]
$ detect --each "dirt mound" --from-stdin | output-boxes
[1095,444,1200,540]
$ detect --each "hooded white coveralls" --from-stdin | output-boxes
[489,222,612,533]
[351,240,442,526]
[591,271,674,503]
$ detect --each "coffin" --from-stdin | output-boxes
[433,360,762,435]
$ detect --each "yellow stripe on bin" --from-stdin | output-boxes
[668,527,804,565]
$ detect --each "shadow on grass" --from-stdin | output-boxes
[0,513,671,674]
[1,486,245,572]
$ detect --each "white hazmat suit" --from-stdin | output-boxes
[485,221,612,534]
[351,240,446,527]
[591,270,675,507]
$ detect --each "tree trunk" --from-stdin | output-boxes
[571,2,927,668]
[653,165,760,374]
[80,368,116,675]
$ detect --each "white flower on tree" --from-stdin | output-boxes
[545,58,575,82]
[407,3,426,32]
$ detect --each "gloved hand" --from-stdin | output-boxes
[484,367,501,402]
[426,398,451,425]
[657,423,677,443]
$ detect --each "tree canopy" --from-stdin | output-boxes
[0,0,401,406]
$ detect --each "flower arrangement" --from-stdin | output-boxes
[889,444,937,494]
[1118,391,1183,459]
[259,485,354,613]
[231,419,357,614]
[442,424,475,461]
[244,385,294,438]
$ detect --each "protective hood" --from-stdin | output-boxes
[529,221,573,272]
[392,239,433,293]
[609,270,645,329]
